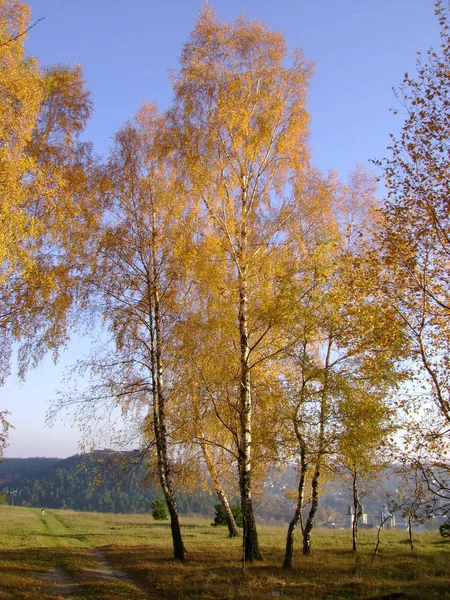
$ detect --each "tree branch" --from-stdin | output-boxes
[0,17,44,48]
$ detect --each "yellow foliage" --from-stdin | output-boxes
[0,0,101,382]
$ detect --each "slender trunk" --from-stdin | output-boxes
[408,515,414,552]
[153,384,185,561]
[283,443,306,569]
[302,462,320,556]
[200,440,239,538]
[352,471,363,553]
[237,174,262,563]
[302,335,332,556]
[283,342,308,569]
[150,210,185,562]
[370,513,390,568]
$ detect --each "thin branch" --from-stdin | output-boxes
[0,17,44,48]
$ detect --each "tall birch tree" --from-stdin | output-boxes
[378,0,450,513]
[71,105,192,560]
[1,0,102,443]
[170,6,314,561]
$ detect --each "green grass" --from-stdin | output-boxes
[0,506,449,599]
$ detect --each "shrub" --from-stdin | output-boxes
[151,498,168,520]
[439,521,450,538]
[213,503,243,527]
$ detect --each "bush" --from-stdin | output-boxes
[439,521,450,538]
[151,498,168,520]
[213,503,243,527]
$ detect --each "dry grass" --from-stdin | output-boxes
[0,506,449,599]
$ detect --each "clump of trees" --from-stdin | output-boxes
[440,522,450,538]
[2,0,450,568]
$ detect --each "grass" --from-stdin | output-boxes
[0,506,449,599]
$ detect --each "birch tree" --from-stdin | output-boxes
[378,0,450,513]
[282,170,404,566]
[337,389,394,552]
[1,0,102,439]
[67,106,192,560]
[170,6,314,561]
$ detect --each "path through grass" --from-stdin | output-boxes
[0,506,449,599]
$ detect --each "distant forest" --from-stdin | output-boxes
[0,452,216,515]
[0,452,420,528]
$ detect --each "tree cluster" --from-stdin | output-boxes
[0,453,216,514]
[2,0,450,568]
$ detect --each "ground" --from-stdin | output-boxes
[0,506,448,599]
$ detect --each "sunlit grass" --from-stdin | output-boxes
[0,506,449,599]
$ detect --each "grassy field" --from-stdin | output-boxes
[0,506,449,599]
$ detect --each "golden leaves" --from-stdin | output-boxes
[0,0,101,381]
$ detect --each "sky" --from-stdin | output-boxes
[1,0,441,458]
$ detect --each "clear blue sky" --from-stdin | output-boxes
[2,0,440,458]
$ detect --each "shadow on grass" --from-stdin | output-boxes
[100,543,450,600]
[0,547,85,600]
[0,547,148,600]
[1,541,449,600]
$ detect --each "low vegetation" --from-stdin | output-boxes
[0,505,448,600]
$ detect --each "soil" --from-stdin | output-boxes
[42,547,143,597]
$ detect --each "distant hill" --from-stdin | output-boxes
[254,466,406,527]
[0,452,216,515]
[0,453,426,527]
[0,457,60,483]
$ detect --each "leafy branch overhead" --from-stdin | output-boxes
[0,14,43,47]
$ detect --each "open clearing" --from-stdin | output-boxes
[0,506,449,599]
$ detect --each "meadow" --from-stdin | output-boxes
[0,505,449,600]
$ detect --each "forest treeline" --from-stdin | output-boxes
[1,0,450,567]
[0,453,216,515]
[0,453,408,527]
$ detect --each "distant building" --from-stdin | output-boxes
[361,508,368,525]
[345,504,368,528]
[380,504,396,529]
[345,504,354,528]
[321,516,337,529]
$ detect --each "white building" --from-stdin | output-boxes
[345,504,368,528]
[380,504,396,529]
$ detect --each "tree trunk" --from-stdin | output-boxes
[302,335,332,557]
[200,440,239,538]
[238,312,262,560]
[150,213,185,562]
[283,444,306,569]
[152,366,186,560]
[153,403,185,561]
[302,463,320,556]
[237,175,262,563]
[352,471,363,553]
[239,463,262,562]
[408,515,414,552]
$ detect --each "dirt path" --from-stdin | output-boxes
[43,547,146,598]
[86,548,137,584]
[42,565,81,598]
